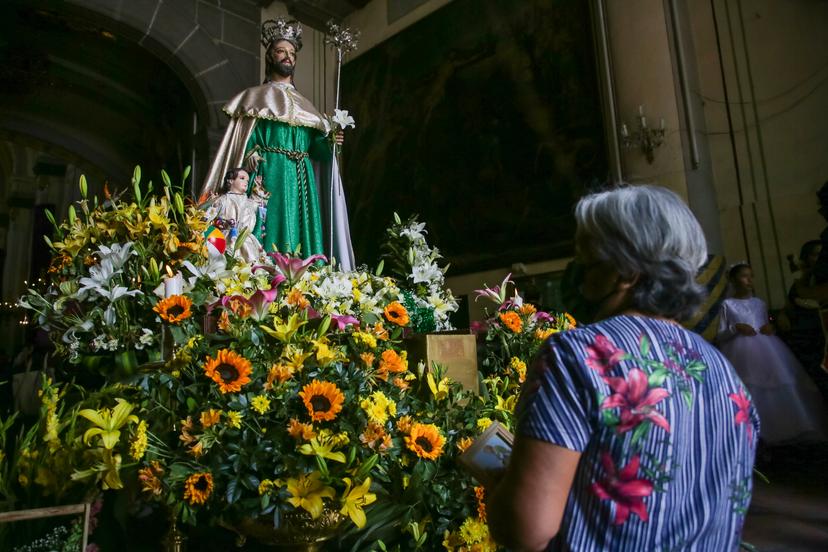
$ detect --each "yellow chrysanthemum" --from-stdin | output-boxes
[404,423,445,461]
[459,517,496,549]
[226,411,243,429]
[258,479,276,496]
[477,418,493,431]
[509,357,527,383]
[183,472,213,505]
[251,395,271,415]
[300,380,345,422]
[360,391,397,424]
[203,349,252,393]
[353,331,377,349]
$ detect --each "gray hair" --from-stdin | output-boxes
[575,184,708,320]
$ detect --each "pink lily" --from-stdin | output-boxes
[473,273,512,306]
[591,452,654,525]
[249,288,279,321]
[470,320,490,335]
[533,311,555,324]
[268,252,327,282]
[601,368,671,433]
[585,335,626,375]
[330,313,359,330]
[729,387,753,442]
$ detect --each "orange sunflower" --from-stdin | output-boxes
[299,380,345,422]
[383,301,410,327]
[498,311,523,333]
[203,349,252,393]
[405,423,445,460]
[154,295,193,324]
[183,472,213,505]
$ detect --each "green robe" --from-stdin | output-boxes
[199,82,336,259]
[246,120,332,256]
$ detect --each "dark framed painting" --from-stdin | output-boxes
[341,0,608,273]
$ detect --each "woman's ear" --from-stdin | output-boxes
[615,272,640,291]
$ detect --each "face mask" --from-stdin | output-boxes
[560,260,616,324]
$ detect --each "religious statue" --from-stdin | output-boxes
[205,168,265,262]
[199,17,354,268]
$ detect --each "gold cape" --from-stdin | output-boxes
[199,82,331,202]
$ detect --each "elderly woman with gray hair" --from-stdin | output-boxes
[487,185,759,551]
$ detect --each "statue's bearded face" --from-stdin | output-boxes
[267,40,296,77]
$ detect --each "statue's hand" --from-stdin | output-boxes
[333,130,344,146]
[247,152,263,171]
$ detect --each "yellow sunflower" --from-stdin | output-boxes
[299,380,345,422]
[153,295,193,324]
[405,423,445,460]
[383,301,410,326]
[203,349,252,393]
[183,472,213,505]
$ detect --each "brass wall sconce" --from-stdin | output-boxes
[620,106,665,164]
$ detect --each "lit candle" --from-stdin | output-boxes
[164,271,184,297]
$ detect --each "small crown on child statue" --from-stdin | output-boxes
[261,17,303,50]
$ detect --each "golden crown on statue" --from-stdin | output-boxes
[261,17,303,50]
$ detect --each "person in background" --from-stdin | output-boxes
[487,185,758,551]
[780,240,828,400]
[717,263,827,445]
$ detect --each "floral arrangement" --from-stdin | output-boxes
[380,213,459,333]
[4,171,574,551]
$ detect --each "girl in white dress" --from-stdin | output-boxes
[716,263,827,444]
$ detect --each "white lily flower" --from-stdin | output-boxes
[332,109,355,129]
[400,222,427,241]
[412,263,442,285]
[97,242,135,270]
[76,259,120,299]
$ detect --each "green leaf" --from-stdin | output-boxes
[682,389,694,410]
[648,369,668,387]
[630,420,651,447]
[639,334,651,357]
[375,259,384,276]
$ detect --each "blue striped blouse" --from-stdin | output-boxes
[517,315,759,551]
